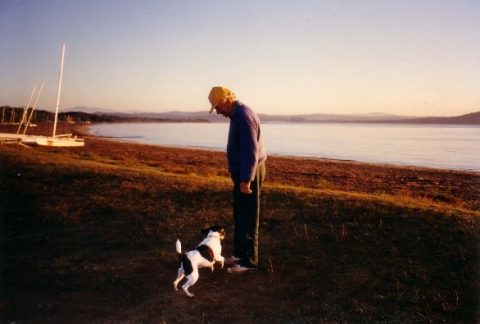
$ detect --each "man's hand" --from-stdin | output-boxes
[240,181,253,194]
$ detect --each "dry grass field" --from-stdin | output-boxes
[1,123,479,323]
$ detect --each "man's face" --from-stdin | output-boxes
[213,100,231,117]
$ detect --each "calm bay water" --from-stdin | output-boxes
[88,123,480,172]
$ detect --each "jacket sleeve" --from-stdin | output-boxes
[239,112,260,182]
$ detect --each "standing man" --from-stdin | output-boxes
[208,86,267,274]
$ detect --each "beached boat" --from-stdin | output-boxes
[0,133,25,142]
[35,134,84,147]
[1,44,84,147]
[0,133,37,147]
[17,82,43,145]
[36,43,84,147]
[0,86,37,145]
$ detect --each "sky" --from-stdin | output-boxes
[1,0,479,117]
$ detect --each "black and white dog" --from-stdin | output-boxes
[173,225,226,297]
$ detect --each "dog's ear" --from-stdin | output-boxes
[209,225,224,233]
[201,227,212,234]
[218,228,226,237]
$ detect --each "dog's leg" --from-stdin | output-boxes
[216,255,225,269]
[173,267,185,291]
[182,269,199,298]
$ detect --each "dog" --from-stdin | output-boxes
[173,225,226,297]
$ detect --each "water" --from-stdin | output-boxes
[87,123,480,172]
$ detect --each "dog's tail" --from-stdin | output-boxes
[176,239,182,256]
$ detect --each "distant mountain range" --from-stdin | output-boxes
[67,106,480,125]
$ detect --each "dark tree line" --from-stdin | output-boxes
[1,106,202,124]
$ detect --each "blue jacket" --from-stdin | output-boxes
[227,101,267,182]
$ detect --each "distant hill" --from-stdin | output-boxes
[66,108,480,125]
[378,111,480,125]
[93,110,480,125]
[257,112,412,123]
[2,105,480,125]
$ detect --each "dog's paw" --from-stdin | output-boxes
[183,288,194,297]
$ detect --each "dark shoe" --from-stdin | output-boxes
[227,264,257,274]
[225,256,240,265]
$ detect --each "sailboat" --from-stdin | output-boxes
[0,86,37,146]
[36,43,84,147]
[17,82,44,145]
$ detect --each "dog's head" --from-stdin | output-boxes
[201,225,226,240]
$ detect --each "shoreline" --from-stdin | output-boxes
[76,123,479,174]
[2,121,480,173]
[1,122,479,210]
[70,123,480,212]
[63,123,480,211]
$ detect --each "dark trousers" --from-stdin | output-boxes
[231,162,266,268]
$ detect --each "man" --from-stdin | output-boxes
[208,86,267,274]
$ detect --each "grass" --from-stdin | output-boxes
[0,144,479,323]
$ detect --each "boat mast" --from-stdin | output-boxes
[52,43,66,138]
[17,84,37,134]
[10,108,15,123]
[24,80,45,134]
